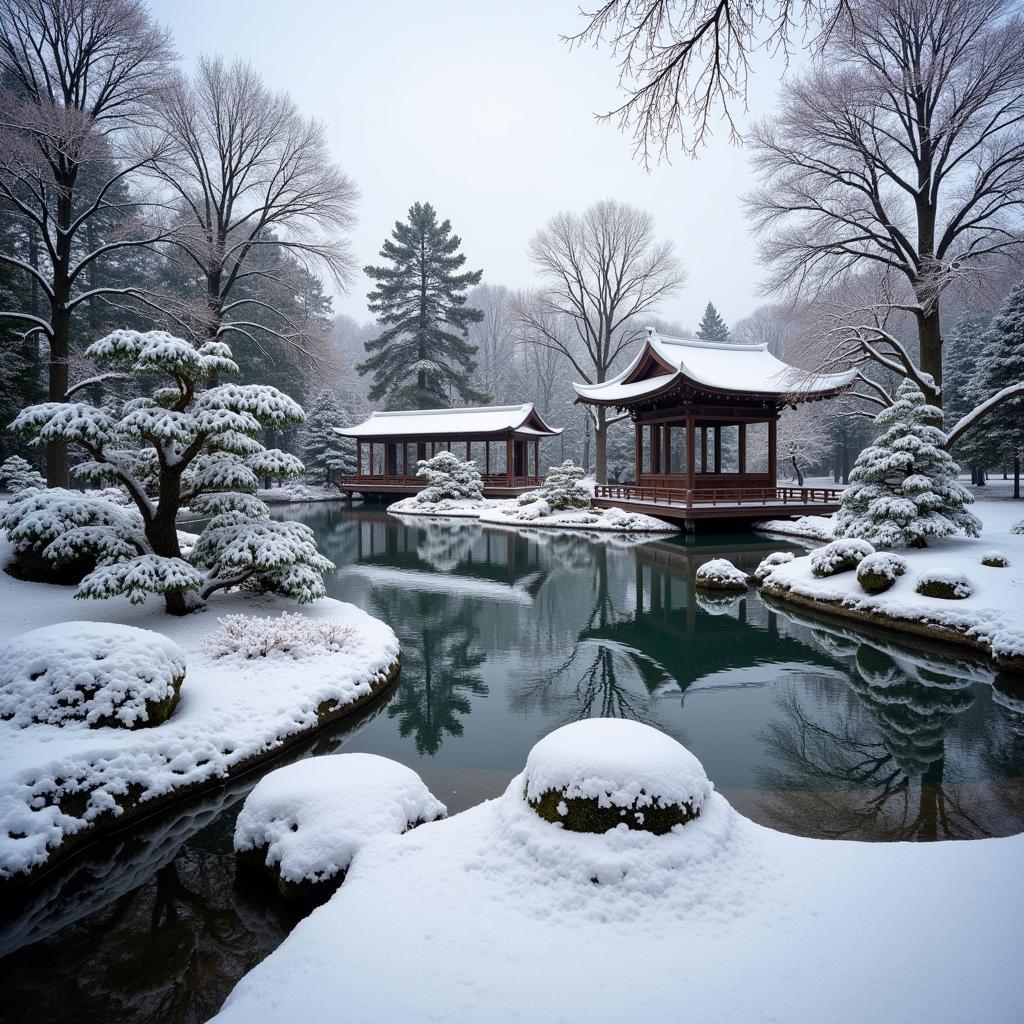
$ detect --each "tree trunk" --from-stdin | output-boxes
[47,185,75,488]
[144,474,199,616]
[917,307,943,404]
[791,455,804,486]
[1015,455,1021,500]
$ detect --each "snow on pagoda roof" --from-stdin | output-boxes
[573,331,856,406]
[334,403,561,439]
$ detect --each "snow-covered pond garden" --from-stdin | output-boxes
[2,500,1022,1022]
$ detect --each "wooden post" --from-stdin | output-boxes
[534,439,539,481]
[466,441,471,461]
[485,441,490,476]
[634,422,642,483]
[768,418,778,486]
[356,440,362,477]
[738,422,746,476]
[649,424,659,474]
[714,426,721,474]
[686,417,695,502]
[700,427,708,474]
[369,442,374,477]
[506,436,513,486]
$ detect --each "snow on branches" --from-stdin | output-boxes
[415,451,485,503]
[539,461,590,511]
[0,456,45,493]
[7,329,331,615]
[836,380,981,549]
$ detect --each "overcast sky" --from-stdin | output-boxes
[150,0,795,332]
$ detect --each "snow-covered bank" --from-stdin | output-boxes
[386,494,492,518]
[759,497,1024,671]
[257,484,352,504]
[753,513,836,541]
[0,539,399,890]
[212,725,1022,1024]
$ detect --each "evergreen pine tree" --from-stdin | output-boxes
[358,202,486,409]
[971,284,1024,496]
[696,302,730,341]
[300,391,355,486]
[836,380,981,548]
[944,311,996,484]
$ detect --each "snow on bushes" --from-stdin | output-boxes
[981,550,1009,568]
[202,612,360,660]
[0,622,184,728]
[1012,521,1024,536]
[524,719,711,835]
[753,551,794,584]
[810,539,875,578]
[525,460,590,512]
[835,380,980,548]
[855,553,907,595]
[0,455,45,493]
[416,451,484,503]
[915,570,973,600]
[234,753,446,901]
[695,558,749,591]
[7,329,331,615]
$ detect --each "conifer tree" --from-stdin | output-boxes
[359,202,486,409]
[696,302,730,341]
[300,391,355,486]
[836,380,981,548]
[971,284,1024,497]
[944,311,996,485]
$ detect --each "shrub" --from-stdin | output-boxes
[810,539,875,578]
[539,461,590,512]
[915,570,972,600]
[202,612,360,660]
[414,451,484,504]
[0,622,185,728]
[0,455,45,493]
[1012,521,1024,536]
[695,558,749,591]
[856,552,908,594]
[753,551,794,585]
[981,550,1009,568]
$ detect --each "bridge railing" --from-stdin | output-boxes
[593,484,842,507]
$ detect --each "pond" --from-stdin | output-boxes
[3,503,1023,1023]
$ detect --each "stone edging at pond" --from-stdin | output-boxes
[760,579,1023,674]
[0,657,400,903]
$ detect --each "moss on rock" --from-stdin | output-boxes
[529,788,700,835]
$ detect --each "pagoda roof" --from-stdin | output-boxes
[573,331,855,407]
[334,403,562,440]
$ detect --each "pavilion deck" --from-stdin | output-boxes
[592,483,842,525]
[338,473,543,498]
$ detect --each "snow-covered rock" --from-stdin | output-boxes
[234,753,446,900]
[914,569,973,600]
[523,719,711,835]
[753,551,795,584]
[753,514,835,541]
[855,552,908,595]
[810,538,875,578]
[694,558,750,591]
[0,622,185,729]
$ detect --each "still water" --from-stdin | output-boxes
[3,503,1023,1023]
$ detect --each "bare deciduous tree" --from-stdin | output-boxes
[0,0,174,485]
[568,0,852,164]
[518,199,684,483]
[746,0,1024,408]
[144,56,358,359]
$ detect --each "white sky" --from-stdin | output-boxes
[150,0,795,331]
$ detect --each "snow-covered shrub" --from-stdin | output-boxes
[856,552,908,594]
[516,489,541,506]
[8,330,332,615]
[415,451,484,504]
[234,753,446,901]
[914,570,973,600]
[694,558,749,591]
[0,622,185,728]
[539,460,590,512]
[0,487,142,584]
[1012,521,1024,536]
[810,538,875,578]
[0,454,45,493]
[835,380,981,548]
[981,550,1009,568]
[753,551,794,584]
[203,612,360,660]
[524,719,711,835]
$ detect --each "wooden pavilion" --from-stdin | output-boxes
[574,329,855,526]
[335,404,562,498]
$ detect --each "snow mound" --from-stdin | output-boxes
[234,753,446,894]
[524,719,712,835]
[753,551,794,584]
[695,558,749,591]
[856,552,907,594]
[387,494,491,518]
[0,622,184,729]
[981,550,1009,568]
[753,514,835,541]
[479,502,674,533]
[810,538,875,578]
[915,569,973,600]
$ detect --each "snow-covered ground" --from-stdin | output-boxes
[212,723,1023,1024]
[0,537,399,886]
[386,494,492,518]
[759,486,1024,669]
[753,513,836,541]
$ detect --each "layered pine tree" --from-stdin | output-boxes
[696,303,730,341]
[359,202,486,409]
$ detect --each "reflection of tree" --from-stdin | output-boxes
[758,637,984,841]
[379,591,488,755]
[414,517,482,572]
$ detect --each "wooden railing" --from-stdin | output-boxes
[340,473,542,488]
[593,484,842,507]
